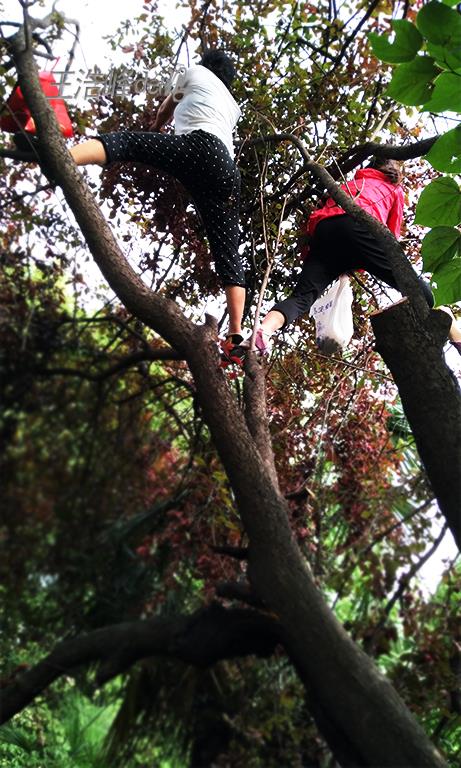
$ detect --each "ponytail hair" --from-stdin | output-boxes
[200,49,236,91]
[369,157,402,185]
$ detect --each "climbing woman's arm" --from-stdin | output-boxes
[152,94,178,131]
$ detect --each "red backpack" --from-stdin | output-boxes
[0,71,73,137]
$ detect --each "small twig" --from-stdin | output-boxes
[360,500,433,558]
[334,0,381,65]
[376,524,448,636]
[8,182,54,200]
[305,349,394,382]
[250,196,288,351]
[32,347,184,382]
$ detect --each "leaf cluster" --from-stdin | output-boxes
[369,0,461,303]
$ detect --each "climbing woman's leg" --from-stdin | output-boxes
[225,285,246,336]
[260,310,286,334]
[70,139,107,166]
[190,134,244,337]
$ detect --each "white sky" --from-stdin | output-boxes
[2,1,176,66]
[1,0,458,590]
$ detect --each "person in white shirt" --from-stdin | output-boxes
[69,51,245,346]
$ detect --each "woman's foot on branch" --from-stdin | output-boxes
[220,333,245,368]
[220,328,273,367]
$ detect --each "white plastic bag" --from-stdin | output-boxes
[309,275,354,355]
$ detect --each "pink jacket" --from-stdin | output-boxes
[306,168,404,243]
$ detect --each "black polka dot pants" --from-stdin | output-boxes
[96,129,244,287]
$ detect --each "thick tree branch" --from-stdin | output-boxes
[0,147,44,161]
[240,135,440,211]
[371,302,461,549]
[0,604,281,724]
[331,136,439,178]
[243,355,280,491]
[6,26,196,357]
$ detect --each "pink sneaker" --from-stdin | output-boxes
[221,328,273,365]
[253,328,273,355]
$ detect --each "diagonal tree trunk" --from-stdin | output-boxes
[372,301,461,549]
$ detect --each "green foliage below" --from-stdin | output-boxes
[0,691,119,768]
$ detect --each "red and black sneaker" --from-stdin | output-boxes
[219,334,246,368]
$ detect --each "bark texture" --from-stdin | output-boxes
[372,302,461,548]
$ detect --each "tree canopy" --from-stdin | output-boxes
[0,1,460,767]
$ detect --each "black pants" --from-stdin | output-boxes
[272,215,434,326]
[97,129,243,287]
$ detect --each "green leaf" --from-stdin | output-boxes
[432,258,461,304]
[442,0,459,7]
[385,56,439,105]
[427,41,461,71]
[368,20,422,63]
[425,126,461,174]
[416,1,461,46]
[423,72,461,113]
[415,176,461,227]
[421,226,461,271]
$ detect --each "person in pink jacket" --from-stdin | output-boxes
[232,157,446,357]
[305,163,404,244]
